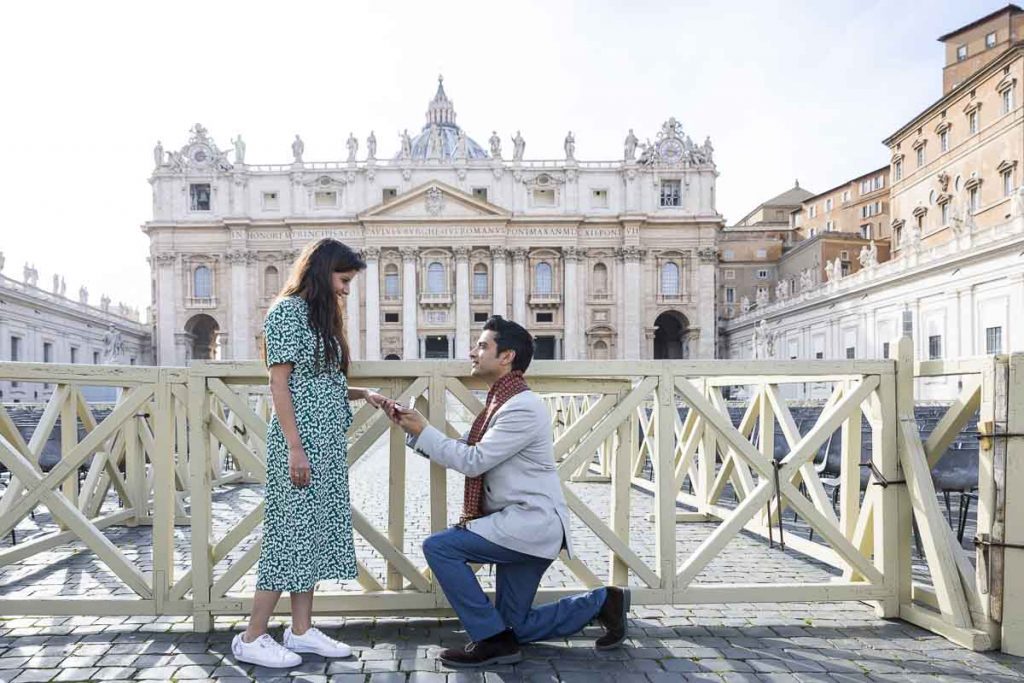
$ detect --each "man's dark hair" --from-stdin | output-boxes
[483,315,534,373]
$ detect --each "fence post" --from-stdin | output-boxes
[151,370,176,615]
[187,368,213,632]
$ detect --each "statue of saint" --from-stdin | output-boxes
[153,141,164,168]
[53,274,60,293]
[292,134,304,163]
[624,129,638,160]
[564,131,575,161]
[455,130,467,160]
[79,286,89,304]
[401,129,413,159]
[366,131,377,160]
[740,295,751,313]
[489,131,502,158]
[428,125,443,160]
[346,132,358,162]
[512,131,525,161]
[702,136,714,163]
[232,135,246,163]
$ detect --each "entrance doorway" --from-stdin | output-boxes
[184,314,220,361]
[424,335,450,359]
[653,311,689,359]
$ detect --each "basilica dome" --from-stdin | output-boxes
[395,77,489,162]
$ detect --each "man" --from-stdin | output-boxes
[386,316,629,668]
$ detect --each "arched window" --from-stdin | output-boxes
[384,264,400,299]
[473,263,488,297]
[592,262,608,294]
[535,262,553,295]
[661,262,680,295]
[264,266,279,296]
[592,340,609,360]
[193,266,212,299]
[427,262,445,294]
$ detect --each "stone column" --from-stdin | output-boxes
[562,247,580,360]
[622,247,643,359]
[227,250,252,360]
[615,251,626,359]
[154,253,177,365]
[363,247,381,360]
[491,247,508,318]
[401,247,418,359]
[346,274,360,361]
[455,246,471,360]
[696,246,718,359]
[512,248,528,325]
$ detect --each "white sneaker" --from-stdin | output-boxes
[232,632,302,668]
[284,626,353,658]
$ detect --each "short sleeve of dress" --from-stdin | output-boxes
[264,298,305,366]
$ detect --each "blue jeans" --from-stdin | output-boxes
[422,526,607,643]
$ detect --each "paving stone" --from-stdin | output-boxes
[11,672,58,683]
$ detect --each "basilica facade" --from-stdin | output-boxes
[144,78,722,365]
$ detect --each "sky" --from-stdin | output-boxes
[0,0,1008,314]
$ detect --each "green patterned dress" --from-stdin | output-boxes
[256,296,358,592]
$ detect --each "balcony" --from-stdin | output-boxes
[471,291,491,302]
[656,291,690,305]
[419,291,452,307]
[185,296,218,309]
[529,292,562,308]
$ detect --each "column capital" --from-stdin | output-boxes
[153,253,177,266]
[697,246,718,264]
[453,246,472,261]
[399,246,418,262]
[563,246,581,262]
[511,247,528,263]
[362,246,381,261]
[490,246,508,260]
[618,246,645,263]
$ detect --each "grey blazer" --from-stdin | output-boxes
[407,390,574,561]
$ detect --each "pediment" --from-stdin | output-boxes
[361,181,510,220]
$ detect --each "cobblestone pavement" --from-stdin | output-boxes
[1,415,1023,680]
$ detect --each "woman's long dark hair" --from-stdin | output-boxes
[274,239,365,375]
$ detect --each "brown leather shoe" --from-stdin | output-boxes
[595,586,630,650]
[439,629,522,668]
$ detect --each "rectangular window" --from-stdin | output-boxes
[262,191,279,210]
[382,188,398,202]
[532,188,556,206]
[10,336,20,361]
[659,180,681,207]
[189,183,211,211]
[969,110,979,134]
[1003,87,1014,115]
[70,347,78,364]
[939,130,949,153]
[987,31,997,48]
[860,179,869,195]
[384,271,400,299]
[928,335,942,360]
[536,312,554,323]
[969,186,979,213]
[473,270,488,297]
[841,261,851,276]
[956,45,967,61]
[916,147,925,167]
[724,269,735,280]
[757,269,768,279]
[472,187,488,202]
[591,189,609,208]
[839,250,849,261]
[43,342,53,363]
[93,350,100,365]
[815,351,824,359]
[845,347,855,359]
[941,202,950,224]
[383,312,399,324]
[882,342,890,359]
[809,205,817,218]
[756,285,769,298]
[725,287,735,303]
[809,227,818,237]
[473,312,489,323]
[825,198,833,211]
[129,357,136,366]
[314,190,337,207]
[894,159,903,181]
[1003,169,1014,197]
[826,220,834,231]
[860,224,872,239]
[875,175,884,190]
[894,225,902,246]
[986,326,1003,354]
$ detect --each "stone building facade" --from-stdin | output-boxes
[0,261,151,403]
[144,79,722,364]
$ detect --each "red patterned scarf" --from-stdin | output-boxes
[460,370,530,525]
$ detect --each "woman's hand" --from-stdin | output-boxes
[364,390,388,410]
[289,446,311,488]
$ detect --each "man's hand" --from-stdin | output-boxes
[388,403,428,437]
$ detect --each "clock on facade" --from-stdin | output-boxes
[657,138,684,164]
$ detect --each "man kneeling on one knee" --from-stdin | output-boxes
[384,315,629,668]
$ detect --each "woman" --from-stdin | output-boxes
[232,238,388,668]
